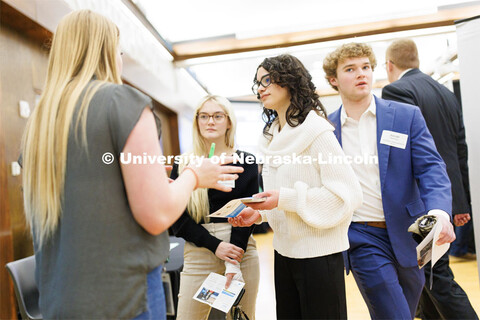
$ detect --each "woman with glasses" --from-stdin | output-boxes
[229,54,363,319]
[170,95,260,320]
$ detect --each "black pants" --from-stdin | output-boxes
[274,251,347,320]
[418,251,478,320]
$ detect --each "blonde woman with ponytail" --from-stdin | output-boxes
[21,10,242,320]
[170,96,260,320]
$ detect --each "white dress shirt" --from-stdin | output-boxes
[398,68,413,80]
[341,96,384,222]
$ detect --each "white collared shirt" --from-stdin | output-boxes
[341,95,384,221]
[398,68,413,80]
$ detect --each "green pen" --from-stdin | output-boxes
[208,143,216,158]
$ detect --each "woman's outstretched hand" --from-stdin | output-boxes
[228,207,261,227]
[187,156,244,192]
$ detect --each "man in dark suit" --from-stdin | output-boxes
[382,38,477,320]
[324,42,456,320]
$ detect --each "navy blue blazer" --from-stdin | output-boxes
[382,68,470,215]
[329,96,452,268]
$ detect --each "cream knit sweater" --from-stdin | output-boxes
[258,110,363,259]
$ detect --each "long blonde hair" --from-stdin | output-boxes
[21,10,122,247]
[180,95,237,223]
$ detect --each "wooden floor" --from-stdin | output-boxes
[253,231,480,320]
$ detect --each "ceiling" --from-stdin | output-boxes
[126,0,479,99]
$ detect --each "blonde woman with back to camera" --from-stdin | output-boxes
[21,10,242,319]
[170,95,260,320]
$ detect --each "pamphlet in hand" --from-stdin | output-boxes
[208,199,246,218]
[239,197,267,204]
[193,272,245,313]
[416,218,450,269]
[207,197,266,218]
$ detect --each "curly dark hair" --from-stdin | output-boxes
[255,54,327,138]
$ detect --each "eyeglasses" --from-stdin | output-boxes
[197,112,228,123]
[252,74,272,95]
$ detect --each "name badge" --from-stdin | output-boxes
[218,180,235,188]
[380,130,408,149]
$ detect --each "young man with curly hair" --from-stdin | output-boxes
[323,42,456,319]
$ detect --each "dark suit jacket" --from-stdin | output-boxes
[382,69,470,215]
[329,96,452,268]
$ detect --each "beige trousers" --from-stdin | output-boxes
[176,223,260,320]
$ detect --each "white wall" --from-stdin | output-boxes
[232,102,265,155]
[456,16,480,280]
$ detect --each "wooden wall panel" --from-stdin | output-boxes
[1,24,47,260]
[167,113,180,157]
[0,76,16,320]
[153,101,180,158]
[0,21,49,319]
